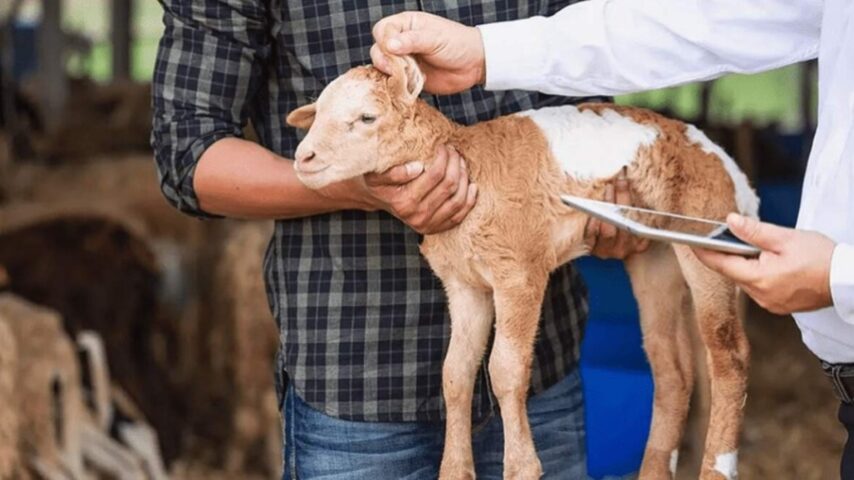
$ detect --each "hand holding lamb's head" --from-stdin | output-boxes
[286,55,426,189]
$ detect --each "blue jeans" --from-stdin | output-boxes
[282,369,588,479]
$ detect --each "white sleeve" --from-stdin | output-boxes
[831,244,854,324]
[477,0,822,96]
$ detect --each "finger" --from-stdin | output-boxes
[406,145,450,200]
[370,44,393,74]
[614,168,632,206]
[598,218,618,240]
[429,164,471,226]
[584,217,601,246]
[386,30,440,56]
[432,184,478,233]
[449,183,478,225]
[726,213,790,252]
[692,247,760,284]
[372,13,410,44]
[604,182,615,203]
[596,184,618,239]
[365,161,424,186]
[612,229,632,257]
[420,147,464,215]
[613,167,644,256]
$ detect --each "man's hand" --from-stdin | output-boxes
[331,145,478,234]
[371,12,485,95]
[584,169,650,259]
[693,214,836,315]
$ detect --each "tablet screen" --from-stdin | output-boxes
[617,206,728,237]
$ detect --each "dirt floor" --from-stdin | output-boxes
[729,304,844,479]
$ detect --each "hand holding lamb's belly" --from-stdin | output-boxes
[287,54,757,480]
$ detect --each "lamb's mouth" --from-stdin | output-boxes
[295,163,331,175]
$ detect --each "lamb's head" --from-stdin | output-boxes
[286,55,427,189]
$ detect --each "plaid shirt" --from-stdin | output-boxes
[152,0,592,422]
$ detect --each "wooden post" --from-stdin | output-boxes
[111,0,133,80]
[1,0,24,197]
[699,81,713,126]
[800,60,817,134]
[37,0,67,130]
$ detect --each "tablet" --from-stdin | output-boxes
[560,195,761,257]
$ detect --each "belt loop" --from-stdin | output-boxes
[833,365,853,404]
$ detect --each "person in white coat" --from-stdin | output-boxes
[370,0,854,476]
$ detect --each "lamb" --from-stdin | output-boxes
[286,55,756,480]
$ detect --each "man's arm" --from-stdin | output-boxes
[478,0,822,96]
[152,1,475,230]
[194,137,477,232]
[372,0,822,97]
[191,138,371,219]
[151,1,274,219]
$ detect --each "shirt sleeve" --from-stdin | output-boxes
[831,243,854,324]
[477,0,822,96]
[150,1,271,218]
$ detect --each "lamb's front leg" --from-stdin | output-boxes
[439,280,495,480]
[490,273,548,480]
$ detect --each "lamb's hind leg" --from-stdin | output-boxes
[673,245,749,480]
[626,244,694,479]
[489,272,548,480]
[439,279,495,480]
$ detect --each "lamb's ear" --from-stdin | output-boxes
[388,55,425,104]
[286,103,317,129]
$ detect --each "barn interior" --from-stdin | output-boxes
[0,1,842,479]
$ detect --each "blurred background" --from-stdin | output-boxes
[0,1,842,479]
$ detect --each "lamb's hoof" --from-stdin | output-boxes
[438,459,476,480]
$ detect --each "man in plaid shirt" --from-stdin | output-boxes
[152,0,641,478]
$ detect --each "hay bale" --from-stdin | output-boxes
[0,317,20,477]
[1,157,280,475]
[38,80,152,160]
[5,155,202,243]
[0,293,86,477]
[217,222,280,474]
[0,264,9,290]
[0,212,192,462]
[190,220,280,475]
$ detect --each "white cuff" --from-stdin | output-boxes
[830,243,854,324]
[477,17,551,92]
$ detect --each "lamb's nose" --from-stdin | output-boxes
[297,150,316,163]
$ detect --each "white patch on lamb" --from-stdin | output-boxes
[518,105,658,181]
[669,449,679,477]
[713,450,738,480]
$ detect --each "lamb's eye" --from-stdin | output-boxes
[360,114,377,124]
